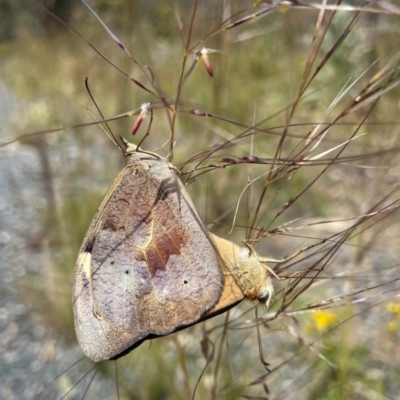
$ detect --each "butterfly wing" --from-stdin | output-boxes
[73,153,223,362]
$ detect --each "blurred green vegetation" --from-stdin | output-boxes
[1,0,400,399]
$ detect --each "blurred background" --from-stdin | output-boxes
[1,0,400,399]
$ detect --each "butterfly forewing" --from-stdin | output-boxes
[73,152,224,362]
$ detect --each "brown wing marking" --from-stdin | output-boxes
[137,195,188,277]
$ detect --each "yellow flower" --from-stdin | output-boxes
[311,310,339,332]
[386,302,400,317]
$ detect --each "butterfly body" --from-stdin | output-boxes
[209,234,274,307]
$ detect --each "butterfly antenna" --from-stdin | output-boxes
[85,77,123,151]
[255,305,271,372]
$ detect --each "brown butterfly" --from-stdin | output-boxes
[74,140,274,362]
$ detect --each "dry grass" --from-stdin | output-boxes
[1,0,400,399]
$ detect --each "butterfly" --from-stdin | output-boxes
[73,139,274,362]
